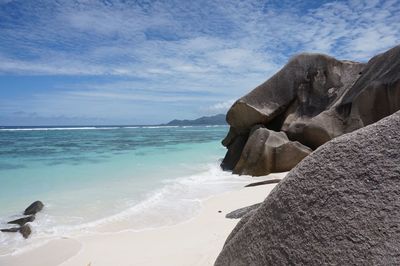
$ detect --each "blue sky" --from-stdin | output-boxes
[0,0,399,125]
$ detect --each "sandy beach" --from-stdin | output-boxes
[1,0,398,264]
[0,173,285,266]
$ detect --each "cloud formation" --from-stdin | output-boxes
[0,0,399,124]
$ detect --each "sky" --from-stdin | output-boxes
[0,0,399,125]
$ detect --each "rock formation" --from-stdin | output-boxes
[1,225,33,239]
[222,45,400,176]
[24,200,44,215]
[0,227,20,233]
[8,215,35,226]
[19,224,32,239]
[0,201,44,239]
[215,111,400,265]
[233,126,312,175]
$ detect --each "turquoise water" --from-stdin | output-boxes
[0,125,250,255]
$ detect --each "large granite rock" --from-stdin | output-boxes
[222,45,400,173]
[215,111,400,265]
[233,126,312,176]
[226,54,364,132]
[300,45,400,148]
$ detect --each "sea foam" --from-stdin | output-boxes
[0,125,233,256]
[0,163,250,256]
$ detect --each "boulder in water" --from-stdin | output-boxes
[8,215,35,226]
[0,227,20,233]
[24,201,44,215]
[19,224,32,239]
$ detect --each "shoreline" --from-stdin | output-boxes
[0,172,286,266]
[0,161,242,256]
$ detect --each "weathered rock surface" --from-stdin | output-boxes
[24,201,44,215]
[8,215,35,226]
[19,224,32,239]
[233,127,312,176]
[215,111,400,265]
[225,203,261,219]
[300,45,400,148]
[222,45,400,175]
[226,54,364,131]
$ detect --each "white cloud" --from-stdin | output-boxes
[66,90,219,103]
[202,99,235,115]
[0,0,399,123]
[1,0,398,77]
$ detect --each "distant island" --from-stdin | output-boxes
[163,114,227,126]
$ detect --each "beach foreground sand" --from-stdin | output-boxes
[0,173,286,266]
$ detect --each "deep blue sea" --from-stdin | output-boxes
[0,125,250,255]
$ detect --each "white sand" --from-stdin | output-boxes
[0,173,285,266]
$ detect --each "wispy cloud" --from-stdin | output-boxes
[202,99,236,115]
[0,0,399,124]
[2,0,397,75]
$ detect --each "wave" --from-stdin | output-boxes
[0,163,250,256]
[0,125,226,131]
[47,163,248,230]
[140,126,179,129]
[205,125,228,128]
[0,127,120,131]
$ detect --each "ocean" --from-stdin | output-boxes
[0,125,250,255]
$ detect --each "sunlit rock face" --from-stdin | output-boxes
[232,126,312,176]
[216,111,400,265]
[222,44,400,176]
